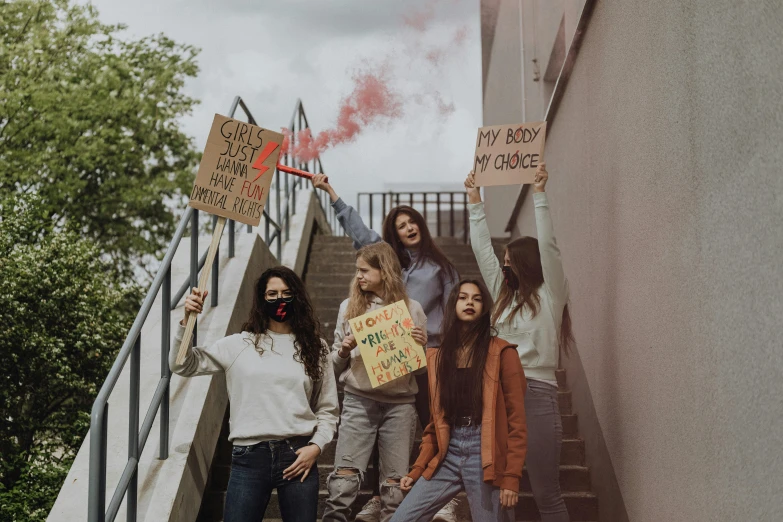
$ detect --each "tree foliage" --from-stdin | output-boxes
[0,195,140,520]
[0,0,201,275]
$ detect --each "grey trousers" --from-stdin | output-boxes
[525,379,570,522]
[323,392,417,522]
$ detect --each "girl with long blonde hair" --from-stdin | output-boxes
[322,242,428,522]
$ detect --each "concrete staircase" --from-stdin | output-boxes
[196,235,598,521]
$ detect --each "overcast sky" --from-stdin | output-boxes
[85,0,482,205]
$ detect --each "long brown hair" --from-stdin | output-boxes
[345,242,410,321]
[242,266,328,380]
[436,280,495,421]
[492,237,575,356]
[382,206,457,282]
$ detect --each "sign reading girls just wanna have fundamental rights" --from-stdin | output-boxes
[348,300,427,388]
[473,121,547,186]
[188,114,284,226]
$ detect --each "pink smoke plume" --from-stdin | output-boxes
[280,1,466,164]
[282,69,403,163]
[403,5,436,31]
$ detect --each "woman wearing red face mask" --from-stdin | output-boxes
[172,266,339,522]
[313,176,460,522]
[465,164,575,522]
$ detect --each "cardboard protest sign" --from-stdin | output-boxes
[348,300,427,388]
[188,114,284,226]
[473,121,547,186]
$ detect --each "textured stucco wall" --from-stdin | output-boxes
[499,1,783,520]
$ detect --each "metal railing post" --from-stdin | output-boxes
[285,173,290,241]
[450,193,455,236]
[369,195,374,230]
[436,193,441,236]
[463,193,469,243]
[160,268,170,460]
[127,336,140,522]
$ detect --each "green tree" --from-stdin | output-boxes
[0,0,201,276]
[0,195,140,521]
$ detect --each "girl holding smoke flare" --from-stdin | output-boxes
[171,267,338,522]
[465,163,574,522]
[321,242,428,522]
[313,174,460,522]
[391,279,527,522]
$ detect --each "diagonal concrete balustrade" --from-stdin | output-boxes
[49,192,328,522]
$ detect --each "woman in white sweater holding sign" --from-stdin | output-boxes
[465,163,574,522]
[322,242,427,522]
[171,266,339,522]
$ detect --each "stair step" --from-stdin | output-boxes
[202,489,598,521]
[320,437,585,467]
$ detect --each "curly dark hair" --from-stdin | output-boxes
[242,266,328,381]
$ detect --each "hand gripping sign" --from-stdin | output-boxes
[473,121,547,186]
[177,114,284,364]
[348,300,427,388]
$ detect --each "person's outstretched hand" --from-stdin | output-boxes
[533,162,548,193]
[465,170,481,203]
[312,174,339,202]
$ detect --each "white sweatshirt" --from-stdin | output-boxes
[469,192,569,382]
[171,325,339,449]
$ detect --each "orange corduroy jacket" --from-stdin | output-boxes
[407,338,528,492]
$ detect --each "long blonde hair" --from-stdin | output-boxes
[345,242,409,320]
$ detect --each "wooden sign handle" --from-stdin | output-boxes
[176,216,227,364]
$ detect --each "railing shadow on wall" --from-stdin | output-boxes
[87,96,338,522]
[357,191,470,243]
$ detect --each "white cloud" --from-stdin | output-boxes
[84,0,481,205]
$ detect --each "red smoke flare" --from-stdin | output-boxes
[282,69,403,163]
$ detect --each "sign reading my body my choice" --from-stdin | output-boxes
[348,300,427,389]
[189,114,284,226]
[473,121,547,186]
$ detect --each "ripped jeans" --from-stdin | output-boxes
[322,393,417,522]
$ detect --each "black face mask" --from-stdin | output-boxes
[502,266,519,290]
[263,298,293,322]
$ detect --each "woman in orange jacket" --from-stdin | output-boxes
[390,279,528,522]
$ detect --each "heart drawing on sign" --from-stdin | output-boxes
[361,338,367,344]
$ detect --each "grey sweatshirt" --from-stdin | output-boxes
[171,325,339,449]
[331,295,428,403]
[332,197,457,347]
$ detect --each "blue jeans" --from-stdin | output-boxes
[224,436,319,522]
[390,425,514,522]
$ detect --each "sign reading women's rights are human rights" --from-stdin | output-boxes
[348,301,427,388]
[473,121,547,186]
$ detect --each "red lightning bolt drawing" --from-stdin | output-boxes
[251,142,280,182]
[276,302,287,320]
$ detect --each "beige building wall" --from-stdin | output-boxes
[482,0,783,520]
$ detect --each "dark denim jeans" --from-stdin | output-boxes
[224,436,319,522]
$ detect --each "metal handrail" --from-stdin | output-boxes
[357,191,470,243]
[87,97,334,522]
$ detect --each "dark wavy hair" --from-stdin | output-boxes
[493,237,574,356]
[435,279,495,422]
[381,205,457,283]
[242,266,328,381]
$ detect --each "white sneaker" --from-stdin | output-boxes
[354,497,382,522]
[432,497,459,522]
